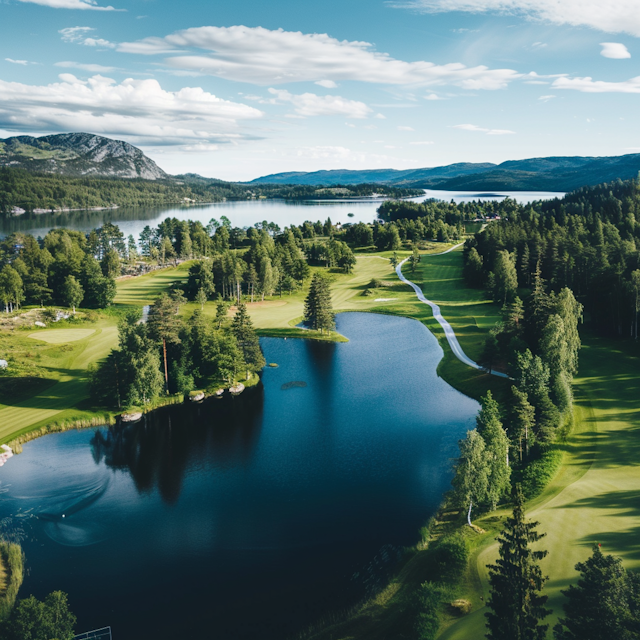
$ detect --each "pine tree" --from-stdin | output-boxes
[486,484,550,640]
[215,299,228,329]
[554,545,638,640]
[509,387,536,462]
[304,273,335,333]
[148,293,182,393]
[231,303,265,379]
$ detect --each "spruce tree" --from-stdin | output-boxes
[304,273,335,333]
[509,386,536,462]
[231,303,265,379]
[148,293,182,393]
[486,484,550,640]
[554,545,639,640]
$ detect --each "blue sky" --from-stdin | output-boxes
[1,0,639,180]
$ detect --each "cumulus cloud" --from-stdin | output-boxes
[118,25,520,89]
[267,88,372,118]
[453,123,515,134]
[19,0,120,10]
[55,61,117,72]
[552,75,640,93]
[394,1,640,37]
[600,43,631,59]
[0,74,263,146]
[59,26,116,48]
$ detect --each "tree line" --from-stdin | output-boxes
[0,168,420,214]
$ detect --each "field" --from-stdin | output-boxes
[0,318,118,445]
[440,332,640,638]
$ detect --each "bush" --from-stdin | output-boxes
[520,448,563,499]
[429,535,469,583]
[414,582,450,640]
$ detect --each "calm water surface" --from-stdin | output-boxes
[0,189,563,240]
[0,313,478,639]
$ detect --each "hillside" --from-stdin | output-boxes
[0,133,167,180]
[251,153,640,191]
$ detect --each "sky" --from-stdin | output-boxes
[0,0,639,180]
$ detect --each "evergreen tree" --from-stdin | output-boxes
[509,386,536,462]
[304,273,335,333]
[215,299,228,329]
[554,545,639,640]
[231,303,265,379]
[493,250,518,305]
[486,484,550,640]
[148,293,183,393]
[463,246,484,288]
[452,429,490,526]
[476,391,511,509]
[479,335,500,373]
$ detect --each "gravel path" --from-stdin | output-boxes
[396,245,509,379]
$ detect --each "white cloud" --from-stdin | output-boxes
[394,1,640,37]
[0,74,263,146]
[410,140,435,145]
[538,94,555,101]
[268,88,372,118]
[59,26,116,48]
[19,0,120,10]
[5,59,33,65]
[424,93,443,100]
[453,123,515,134]
[553,75,640,93]
[118,25,520,89]
[397,125,415,130]
[375,113,387,119]
[55,61,117,72]
[315,80,338,88]
[600,43,631,59]
[531,42,547,49]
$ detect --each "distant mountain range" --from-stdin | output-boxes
[1,132,639,192]
[250,154,640,192]
[0,133,167,180]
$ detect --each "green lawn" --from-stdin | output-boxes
[114,262,192,306]
[0,318,118,445]
[440,333,640,639]
[28,328,96,344]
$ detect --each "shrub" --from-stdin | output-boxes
[520,448,563,499]
[414,582,449,640]
[429,535,469,583]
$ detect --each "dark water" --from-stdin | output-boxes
[0,313,478,639]
[0,189,562,241]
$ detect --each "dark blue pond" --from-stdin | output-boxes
[0,312,478,639]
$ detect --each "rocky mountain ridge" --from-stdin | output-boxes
[0,133,168,180]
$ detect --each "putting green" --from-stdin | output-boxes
[28,328,96,344]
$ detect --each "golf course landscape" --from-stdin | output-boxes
[1,239,639,640]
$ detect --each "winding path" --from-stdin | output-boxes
[396,244,509,379]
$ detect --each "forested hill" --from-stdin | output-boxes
[0,169,421,213]
[251,153,640,192]
[0,133,168,180]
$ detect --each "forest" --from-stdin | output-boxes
[0,168,421,214]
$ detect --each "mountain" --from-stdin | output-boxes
[250,154,640,192]
[0,133,168,180]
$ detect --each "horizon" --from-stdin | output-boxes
[1,1,639,180]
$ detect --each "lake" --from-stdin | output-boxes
[0,189,563,241]
[0,313,479,639]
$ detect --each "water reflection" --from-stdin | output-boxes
[91,389,265,504]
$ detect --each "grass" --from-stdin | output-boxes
[0,542,24,621]
[0,317,119,445]
[114,262,192,306]
[27,328,97,343]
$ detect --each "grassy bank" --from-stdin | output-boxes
[0,542,24,621]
